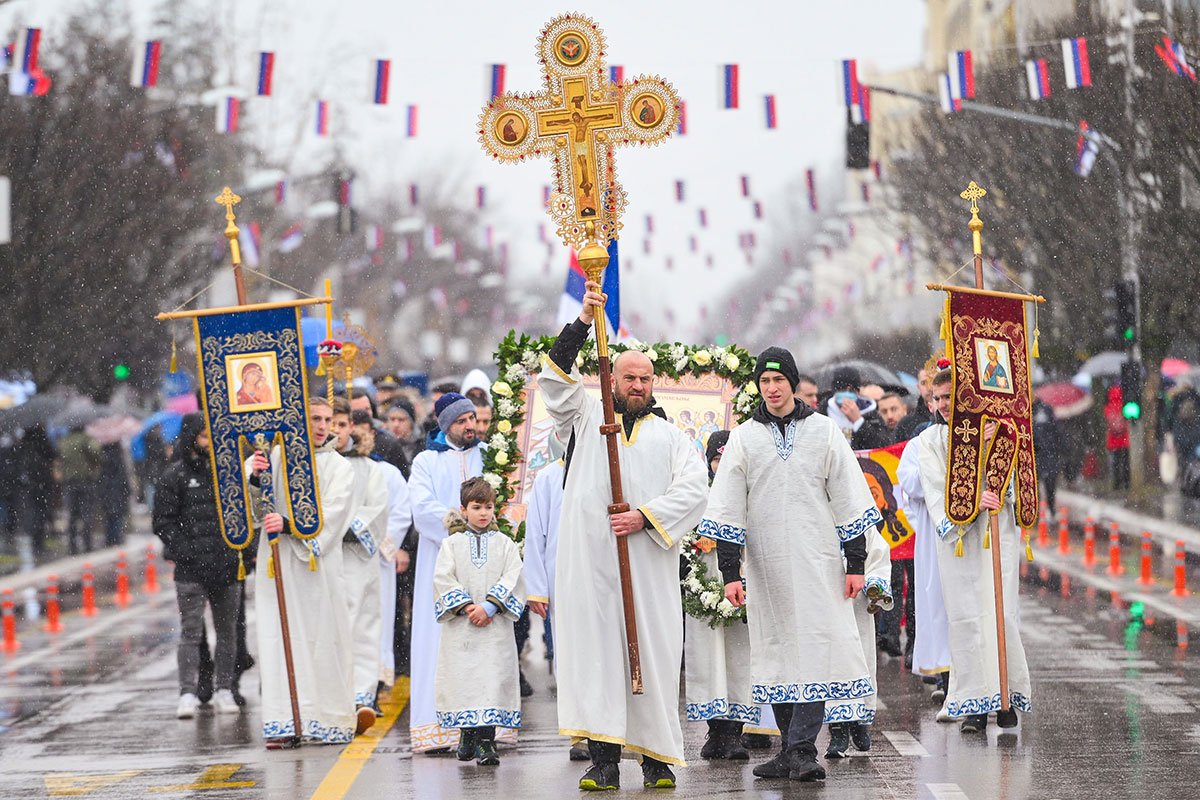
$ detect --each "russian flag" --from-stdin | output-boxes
[948,50,974,100]
[1075,120,1100,178]
[257,51,275,96]
[740,175,750,197]
[373,59,390,105]
[805,169,817,212]
[1061,37,1091,89]
[405,104,418,137]
[239,221,261,267]
[938,73,961,113]
[676,100,687,135]
[842,59,864,123]
[1026,59,1051,100]
[763,94,777,129]
[488,63,505,99]
[132,40,161,88]
[609,64,624,84]
[720,64,739,109]
[557,241,622,335]
[215,96,239,133]
[315,100,330,136]
[674,180,684,202]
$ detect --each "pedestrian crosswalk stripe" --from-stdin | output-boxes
[927,783,970,799]
[882,730,929,757]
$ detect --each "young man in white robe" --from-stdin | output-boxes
[701,347,881,783]
[895,383,955,717]
[542,282,709,791]
[330,400,390,733]
[913,367,1032,733]
[406,392,484,752]
[350,414,412,708]
[251,396,358,747]
[433,477,526,766]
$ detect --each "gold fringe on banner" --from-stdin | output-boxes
[1025,531,1034,562]
[266,553,275,580]
[939,295,952,355]
[983,526,990,550]
[309,550,317,571]
[237,551,246,581]
[955,533,964,558]
[169,336,178,373]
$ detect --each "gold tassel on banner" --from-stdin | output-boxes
[316,357,326,377]
[983,526,991,550]
[939,297,951,355]
[169,336,178,373]
[1031,303,1041,358]
[237,551,246,581]
[309,549,318,571]
[1025,531,1035,562]
[266,552,275,580]
[955,533,965,558]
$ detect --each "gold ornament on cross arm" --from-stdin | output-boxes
[959,180,987,257]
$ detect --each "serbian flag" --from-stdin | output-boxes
[645,214,654,234]
[740,175,750,197]
[1026,59,1051,100]
[675,180,685,202]
[720,63,739,108]
[555,241,624,335]
[215,96,239,133]
[763,94,777,129]
[609,64,624,84]
[405,104,418,137]
[372,59,391,105]
[257,51,275,96]
[698,208,708,228]
[676,100,687,135]
[1156,36,1197,81]
[938,73,961,113]
[132,40,161,88]
[9,28,50,97]
[1075,120,1100,178]
[238,222,261,267]
[488,63,505,99]
[409,183,419,206]
[753,201,763,220]
[476,185,486,209]
[805,168,818,212]
[274,180,286,204]
[859,85,871,122]
[948,49,975,100]
[842,58,864,123]
[365,223,384,252]
[1061,37,1091,89]
[315,100,330,136]
[542,185,551,205]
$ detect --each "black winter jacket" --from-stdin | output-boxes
[152,416,241,586]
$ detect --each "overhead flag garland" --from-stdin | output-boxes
[216,96,240,134]
[1026,58,1051,100]
[938,73,961,113]
[257,51,275,96]
[488,63,505,99]
[1061,37,1091,89]
[372,58,391,105]
[948,49,975,101]
[764,94,777,129]
[721,63,739,109]
[1075,119,1100,177]
[132,40,161,88]
[315,100,330,136]
[405,104,418,137]
[842,58,865,123]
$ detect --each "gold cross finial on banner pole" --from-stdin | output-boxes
[960,180,987,258]
[214,186,247,303]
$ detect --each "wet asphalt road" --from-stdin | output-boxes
[1,567,1198,799]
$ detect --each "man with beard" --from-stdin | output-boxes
[542,281,708,791]
[406,393,484,752]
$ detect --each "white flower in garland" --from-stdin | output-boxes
[717,599,737,616]
[521,350,541,371]
[505,363,526,383]
[645,347,659,362]
[723,353,740,371]
[482,473,503,490]
[489,433,509,452]
[692,349,713,366]
[701,590,720,609]
[491,380,514,398]
[670,344,686,362]
[498,398,518,417]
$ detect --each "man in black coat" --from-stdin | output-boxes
[153,413,244,719]
[819,367,893,450]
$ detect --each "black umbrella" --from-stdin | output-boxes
[0,393,69,434]
[812,360,905,392]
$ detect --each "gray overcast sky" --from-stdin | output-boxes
[9,0,926,341]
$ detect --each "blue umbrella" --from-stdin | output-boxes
[131,410,184,460]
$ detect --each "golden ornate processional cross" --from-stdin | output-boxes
[478,14,681,253]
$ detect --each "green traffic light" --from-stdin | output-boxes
[1122,400,1141,420]
[113,364,131,381]
[1123,327,1135,341]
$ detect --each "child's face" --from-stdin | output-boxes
[463,500,494,530]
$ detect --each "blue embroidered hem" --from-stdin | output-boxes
[824,702,875,724]
[487,583,525,618]
[355,689,377,708]
[436,708,522,729]
[751,676,875,704]
[863,575,892,600]
[262,718,354,743]
[836,506,882,542]
[685,698,761,725]
[698,517,746,546]
[936,517,956,539]
[946,691,1032,718]
[434,588,472,621]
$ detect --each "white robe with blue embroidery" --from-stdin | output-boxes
[341,451,390,709]
[407,442,484,751]
[433,527,525,729]
[699,413,881,708]
[523,459,564,609]
[541,357,709,767]
[915,424,1032,717]
[377,460,411,686]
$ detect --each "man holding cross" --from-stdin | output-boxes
[542,282,708,791]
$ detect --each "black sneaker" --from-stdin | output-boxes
[641,758,676,789]
[824,724,850,759]
[579,762,620,791]
[741,732,772,749]
[789,751,827,782]
[960,714,988,734]
[850,723,871,752]
[752,749,793,779]
[877,637,903,658]
[475,739,500,766]
[457,729,478,762]
[519,670,534,698]
[700,726,723,760]
[996,708,1019,729]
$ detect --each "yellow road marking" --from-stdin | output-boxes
[149,763,256,792]
[309,677,409,800]
[44,771,143,796]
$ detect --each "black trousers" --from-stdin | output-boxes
[878,558,915,650]
[772,701,825,755]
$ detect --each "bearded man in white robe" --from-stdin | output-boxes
[701,347,880,784]
[542,281,708,792]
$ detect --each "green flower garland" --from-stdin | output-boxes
[487,330,758,555]
[680,532,747,627]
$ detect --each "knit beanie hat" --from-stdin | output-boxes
[754,347,800,390]
[434,392,476,433]
[705,430,730,465]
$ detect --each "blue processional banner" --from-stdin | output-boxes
[194,305,322,550]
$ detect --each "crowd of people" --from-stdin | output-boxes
[145,279,1039,791]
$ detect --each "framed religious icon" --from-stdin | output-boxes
[226,351,282,413]
[630,92,665,129]
[974,337,1013,394]
[494,111,528,146]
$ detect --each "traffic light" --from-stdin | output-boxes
[1115,278,1137,345]
[1120,359,1142,420]
[113,363,131,381]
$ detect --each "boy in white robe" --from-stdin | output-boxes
[543,282,709,791]
[407,392,484,752]
[702,347,880,783]
[251,396,358,747]
[433,477,525,766]
[914,367,1032,733]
